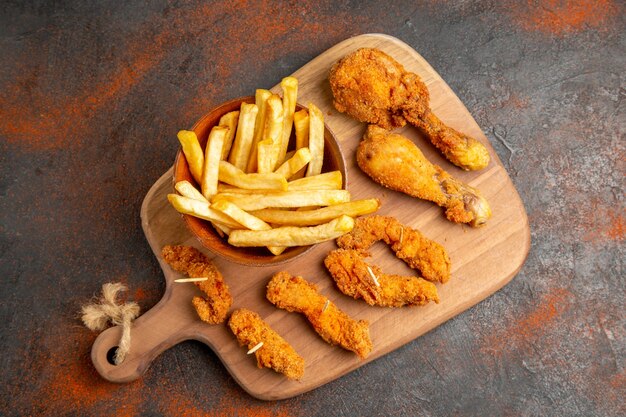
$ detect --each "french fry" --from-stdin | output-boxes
[177,130,204,185]
[175,180,208,202]
[287,171,343,190]
[201,126,228,199]
[167,194,241,229]
[251,199,380,226]
[291,109,310,179]
[256,139,275,175]
[213,189,350,211]
[276,76,298,167]
[247,89,272,173]
[212,199,271,231]
[305,103,324,177]
[228,215,355,247]
[212,222,232,237]
[218,160,287,190]
[215,170,342,194]
[219,110,239,160]
[293,109,309,150]
[211,199,285,255]
[257,95,284,173]
[228,103,258,170]
[274,147,311,179]
[175,180,233,236]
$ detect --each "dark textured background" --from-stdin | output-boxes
[1,1,624,416]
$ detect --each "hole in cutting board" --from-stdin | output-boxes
[106,346,119,365]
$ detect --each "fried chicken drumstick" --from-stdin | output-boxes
[358,126,491,227]
[329,47,489,171]
[336,215,450,283]
[228,308,305,380]
[267,271,372,359]
[325,249,439,307]
[161,245,232,324]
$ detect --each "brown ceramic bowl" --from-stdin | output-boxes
[173,96,347,266]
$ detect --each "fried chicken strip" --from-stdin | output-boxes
[228,308,305,380]
[336,215,451,283]
[266,271,372,359]
[329,47,489,171]
[357,126,491,227]
[161,245,232,324]
[325,249,439,307]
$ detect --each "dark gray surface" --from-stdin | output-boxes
[1,1,624,416]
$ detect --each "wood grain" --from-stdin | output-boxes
[91,33,530,400]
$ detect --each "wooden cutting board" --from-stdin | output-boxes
[91,33,530,400]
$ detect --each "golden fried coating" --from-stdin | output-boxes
[266,271,372,359]
[161,245,232,324]
[357,126,491,227]
[228,309,305,380]
[336,215,451,283]
[325,249,439,307]
[329,47,489,171]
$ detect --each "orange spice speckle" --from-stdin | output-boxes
[606,211,625,241]
[1,2,370,151]
[481,288,572,355]
[581,200,625,243]
[508,0,620,36]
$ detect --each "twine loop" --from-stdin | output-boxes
[81,283,140,365]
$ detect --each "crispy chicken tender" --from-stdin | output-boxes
[325,249,439,307]
[329,47,489,171]
[357,126,491,227]
[266,271,372,359]
[336,215,451,283]
[228,308,305,380]
[161,245,232,324]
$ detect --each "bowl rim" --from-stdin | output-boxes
[172,95,347,267]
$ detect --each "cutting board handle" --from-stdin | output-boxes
[91,285,194,382]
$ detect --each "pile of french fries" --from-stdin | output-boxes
[169,77,380,255]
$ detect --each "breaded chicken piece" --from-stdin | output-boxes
[161,245,232,324]
[329,47,489,171]
[325,249,439,307]
[357,126,491,227]
[337,215,451,283]
[266,271,372,359]
[228,309,305,380]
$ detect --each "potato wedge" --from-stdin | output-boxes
[228,103,258,170]
[276,76,298,167]
[228,215,354,247]
[167,194,241,229]
[175,180,208,202]
[305,103,324,177]
[201,126,228,199]
[218,160,287,190]
[177,130,204,185]
[213,189,350,211]
[219,110,239,160]
[247,89,272,173]
[251,199,380,226]
[274,147,311,179]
